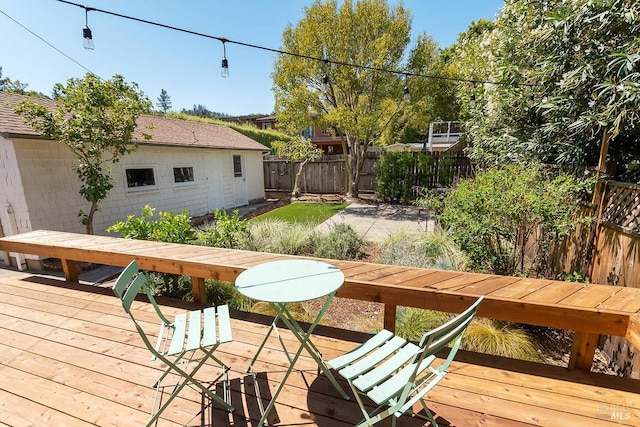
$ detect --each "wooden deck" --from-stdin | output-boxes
[1,268,638,426]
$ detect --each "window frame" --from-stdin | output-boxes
[123,165,159,193]
[233,155,243,178]
[172,165,196,187]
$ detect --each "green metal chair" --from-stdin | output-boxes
[112,260,234,426]
[328,297,483,427]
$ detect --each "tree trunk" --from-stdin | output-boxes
[292,159,309,197]
[348,151,359,197]
[345,136,356,197]
[86,201,98,235]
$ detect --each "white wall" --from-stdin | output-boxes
[245,150,265,202]
[0,136,31,234]
[5,138,265,236]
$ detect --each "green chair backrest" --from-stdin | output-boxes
[419,296,483,360]
[112,260,171,325]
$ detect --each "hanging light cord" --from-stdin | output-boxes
[55,0,540,88]
[0,8,96,75]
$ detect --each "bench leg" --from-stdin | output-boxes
[61,259,79,282]
[569,332,599,370]
[384,304,397,332]
[191,276,207,305]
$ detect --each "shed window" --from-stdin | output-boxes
[233,155,242,177]
[173,166,195,184]
[125,167,157,192]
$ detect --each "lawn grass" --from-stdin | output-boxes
[251,202,349,226]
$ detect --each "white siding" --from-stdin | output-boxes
[0,136,31,234]
[106,145,211,230]
[245,151,265,202]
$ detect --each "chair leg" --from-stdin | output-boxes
[418,399,439,427]
[148,349,234,426]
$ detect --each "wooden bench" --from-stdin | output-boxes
[1,229,639,372]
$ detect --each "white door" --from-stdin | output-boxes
[204,153,223,212]
[232,154,248,207]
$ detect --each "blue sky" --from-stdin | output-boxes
[0,0,503,115]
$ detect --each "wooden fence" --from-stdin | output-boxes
[263,152,473,194]
[551,180,640,377]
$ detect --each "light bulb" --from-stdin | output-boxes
[83,26,94,50]
[221,58,229,78]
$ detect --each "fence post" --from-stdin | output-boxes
[587,181,609,279]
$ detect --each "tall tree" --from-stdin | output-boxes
[272,136,323,197]
[15,73,152,234]
[156,88,172,113]
[455,1,640,182]
[0,65,30,95]
[274,0,438,197]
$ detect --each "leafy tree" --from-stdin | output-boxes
[0,65,46,97]
[180,104,229,119]
[455,1,640,183]
[15,73,152,234]
[391,34,460,145]
[272,136,322,197]
[273,0,442,197]
[156,88,172,113]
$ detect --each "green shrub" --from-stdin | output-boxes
[438,165,593,276]
[196,209,248,249]
[140,272,193,300]
[312,223,365,260]
[107,205,196,243]
[204,279,252,311]
[250,301,313,323]
[396,309,541,362]
[375,151,417,203]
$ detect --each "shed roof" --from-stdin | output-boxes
[0,92,268,152]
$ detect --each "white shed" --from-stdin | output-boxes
[0,92,268,256]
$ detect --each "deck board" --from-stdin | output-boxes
[1,270,638,426]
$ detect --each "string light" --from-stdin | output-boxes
[82,6,94,50]
[56,0,541,88]
[321,59,330,90]
[403,74,410,102]
[221,39,229,78]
